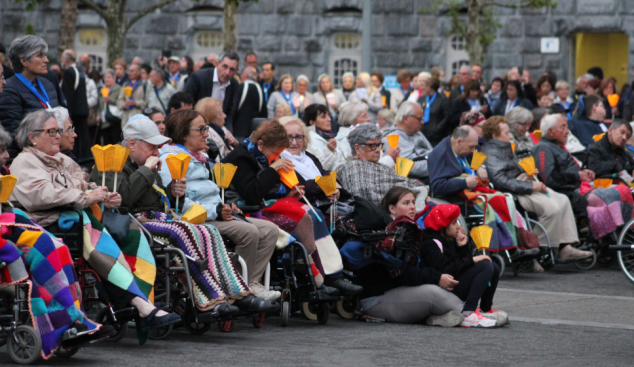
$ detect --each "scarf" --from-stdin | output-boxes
[316,126,336,140]
[245,136,270,168]
[161,143,207,164]
[280,150,322,180]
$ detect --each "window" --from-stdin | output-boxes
[329,33,361,88]
[446,36,469,76]
[192,31,224,64]
[75,28,107,73]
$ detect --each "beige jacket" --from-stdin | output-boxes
[116,79,148,127]
[10,147,97,226]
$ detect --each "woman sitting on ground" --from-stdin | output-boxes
[304,104,346,171]
[221,119,362,296]
[338,123,427,208]
[419,204,507,328]
[10,110,180,339]
[344,187,465,326]
[480,116,589,264]
[155,110,282,303]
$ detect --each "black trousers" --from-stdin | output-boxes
[71,114,91,162]
[452,260,500,312]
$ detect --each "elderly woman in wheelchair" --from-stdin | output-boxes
[9,110,181,344]
[89,113,279,316]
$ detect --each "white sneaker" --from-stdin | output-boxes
[249,282,281,301]
[425,310,464,327]
[460,311,497,328]
[478,308,509,326]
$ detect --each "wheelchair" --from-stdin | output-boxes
[609,217,634,285]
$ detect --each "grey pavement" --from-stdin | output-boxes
[2,263,633,366]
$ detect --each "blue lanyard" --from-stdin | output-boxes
[468,98,478,108]
[170,72,180,83]
[282,92,295,114]
[457,156,475,175]
[460,85,464,93]
[400,86,409,97]
[263,83,271,101]
[424,93,437,123]
[561,101,572,120]
[506,99,517,112]
[15,73,50,108]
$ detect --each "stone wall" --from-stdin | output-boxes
[0,0,633,86]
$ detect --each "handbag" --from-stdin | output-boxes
[101,211,131,244]
[105,105,122,126]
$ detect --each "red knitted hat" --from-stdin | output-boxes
[424,204,461,231]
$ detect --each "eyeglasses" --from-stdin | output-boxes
[407,115,423,122]
[64,126,75,134]
[190,125,210,135]
[361,143,382,151]
[33,128,63,137]
[288,135,305,143]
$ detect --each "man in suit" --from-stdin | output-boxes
[184,50,239,123]
[229,66,267,142]
[259,62,276,103]
[448,66,471,104]
[61,49,90,161]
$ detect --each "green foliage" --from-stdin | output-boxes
[9,0,45,11]
[25,22,36,35]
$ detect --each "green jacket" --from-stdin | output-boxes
[89,158,176,214]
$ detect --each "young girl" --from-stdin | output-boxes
[343,187,465,326]
[420,204,508,327]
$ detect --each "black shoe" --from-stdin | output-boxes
[215,303,240,317]
[139,309,182,333]
[233,294,280,313]
[329,279,363,296]
[320,285,339,296]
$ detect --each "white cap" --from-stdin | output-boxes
[122,114,171,145]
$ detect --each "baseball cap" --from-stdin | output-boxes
[123,114,171,145]
[168,56,180,62]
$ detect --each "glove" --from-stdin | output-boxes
[206,140,220,161]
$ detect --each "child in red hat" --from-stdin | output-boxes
[420,204,508,328]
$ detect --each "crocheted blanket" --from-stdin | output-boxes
[142,219,250,311]
[0,211,100,359]
[586,185,634,239]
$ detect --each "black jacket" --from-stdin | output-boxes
[62,65,89,117]
[450,96,492,128]
[522,83,537,107]
[491,97,533,116]
[0,75,60,157]
[41,70,64,108]
[260,78,277,103]
[568,115,607,148]
[221,144,282,206]
[416,92,451,146]
[357,262,441,299]
[380,87,391,110]
[587,134,634,179]
[229,81,267,140]
[419,230,474,278]
[531,136,580,193]
[184,67,238,122]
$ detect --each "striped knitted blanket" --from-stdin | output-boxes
[142,219,250,311]
[0,212,100,359]
[586,185,634,239]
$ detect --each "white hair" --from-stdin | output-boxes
[338,102,368,127]
[541,114,564,136]
[417,71,431,81]
[395,101,417,124]
[48,107,70,129]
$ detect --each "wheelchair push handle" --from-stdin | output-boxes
[193,258,209,272]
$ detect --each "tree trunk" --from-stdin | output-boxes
[466,0,483,65]
[58,0,78,58]
[223,0,238,52]
[105,0,128,67]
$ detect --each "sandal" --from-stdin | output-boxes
[233,294,280,313]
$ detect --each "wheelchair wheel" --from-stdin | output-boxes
[149,323,173,340]
[95,307,127,343]
[334,299,357,320]
[574,248,598,270]
[518,260,535,273]
[54,345,80,358]
[252,313,265,328]
[317,302,330,325]
[300,302,318,321]
[617,219,634,284]
[7,325,42,365]
[218,320,234,332]
[280,301,290,327]
[491,254,505,276]
[183,312,212,335]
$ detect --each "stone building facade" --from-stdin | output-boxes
[1,0,633,88]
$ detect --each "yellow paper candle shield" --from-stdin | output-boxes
[518,156,536,176]
[594,178,613,189]
[166,153,191,180]
[470,225,493,251]
[278,169,300,189]
[608,94,620,107]
[123,86,133,98]
[0,175,18,203]
[91,144,116,172]
[100,87,109,98]
[213,163,238,189]
[181,204,207,224]
[111,145,131,172]
[511,143,516,153]
[386,135,400,150]
[470,152,487,170]
[593,133,605,142]
[395,157,415,177]
[533,130,542,141]
[315,171,338,196]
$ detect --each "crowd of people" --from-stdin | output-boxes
[0,33,633,357]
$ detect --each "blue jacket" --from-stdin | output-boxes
[568,115,607,148]
[158,145,222,221]
[428,136,469,198]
